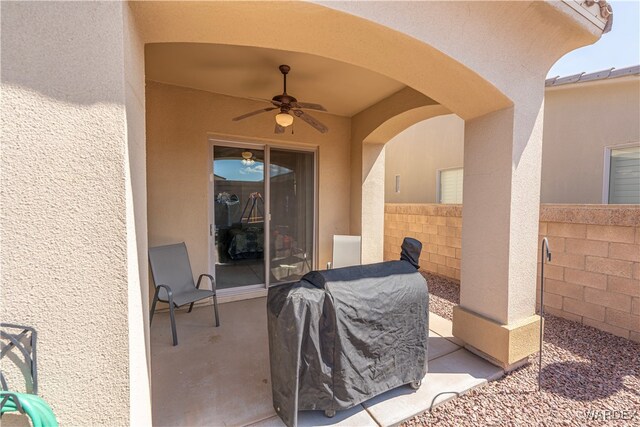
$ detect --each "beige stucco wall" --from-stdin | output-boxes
[385,115,465,203]
[542,78,640,203]
[384,78,640,204]
[1,2,150,425]
[146,80,351,295]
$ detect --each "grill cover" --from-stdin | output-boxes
[267,257,429,426]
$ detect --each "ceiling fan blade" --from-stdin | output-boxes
[293,110,328,133]
[293,102,327,112]
[274,124,285,134]
[232,107,277,121]
[247,96,283,106]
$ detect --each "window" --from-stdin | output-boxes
[606,145,640,204]
[438,167,463,204]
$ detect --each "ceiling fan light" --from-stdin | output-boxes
[275,112,293,127]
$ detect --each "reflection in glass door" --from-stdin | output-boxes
[269,149,315,285]
[213,146,265,290]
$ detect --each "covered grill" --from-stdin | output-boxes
[267,238,429,426]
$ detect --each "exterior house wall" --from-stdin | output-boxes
[384,203,640,343]
[386,115,464,203]
[145,81,352,296]
[542,78,640,203]
[384,78,640,204]
[0,2,148,425]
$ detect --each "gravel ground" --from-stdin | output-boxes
[422,272,460,321]
[408,272,640,427]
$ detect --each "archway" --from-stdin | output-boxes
[129,1,511,120]
[130,0,513,297]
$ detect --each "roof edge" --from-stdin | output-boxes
[561,0,612,33]
[545,65,640,88]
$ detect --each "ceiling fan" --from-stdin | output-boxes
[232,64,329,134]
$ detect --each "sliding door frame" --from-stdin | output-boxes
[267,143,319,285]
[209,139,267,299]
[208,136,318,299]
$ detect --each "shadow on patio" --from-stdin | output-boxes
[151,297,504,427]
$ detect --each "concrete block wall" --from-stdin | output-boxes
[384,204,462,280]
[384,203,640,342]
[537,205,639,343]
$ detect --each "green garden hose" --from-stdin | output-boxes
[0,392,58,427]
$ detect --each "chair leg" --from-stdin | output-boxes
[188,302,195,313]
[213,294,220,327]
[150,289,159,325]
[168,303,178,346]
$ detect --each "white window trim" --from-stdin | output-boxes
[436,166,463,204]
[602,142,640,204]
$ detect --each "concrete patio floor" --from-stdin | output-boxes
[151,297,504,427]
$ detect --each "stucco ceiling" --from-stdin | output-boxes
[145,43,406,117]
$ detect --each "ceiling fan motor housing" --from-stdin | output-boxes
[272,94,297,112]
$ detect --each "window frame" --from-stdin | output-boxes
[602,142,640,204]
[436,166,464,204]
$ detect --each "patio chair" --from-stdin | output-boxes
[149,243,220,346]
[1,323,59,427]
[329,235,362,269]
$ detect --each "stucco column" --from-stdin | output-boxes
[453,101,545,370]
[361,143,386,264]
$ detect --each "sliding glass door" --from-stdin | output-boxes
[213,145,266,290]
[269,148,315,285]
[211,142,315,292]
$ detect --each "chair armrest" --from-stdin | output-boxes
[156,284,173,299]
[197,274,217,293]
